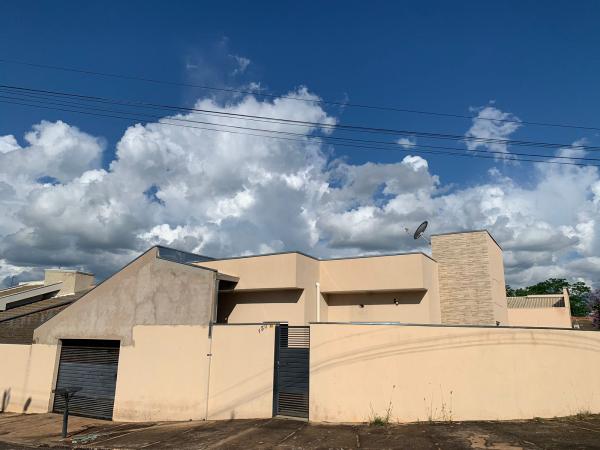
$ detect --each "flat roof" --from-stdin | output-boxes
[206,250,437,263]
[45,269,95,276]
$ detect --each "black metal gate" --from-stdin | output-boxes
[53,339,120,420]
[273,325,309,418]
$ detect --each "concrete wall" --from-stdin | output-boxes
[487,236,508,325]
[204,253,319,326]
[319,254,434,293]
[113,325,211,422]
[44,270,94,296]
[217,290,304,324]
[508,307,572,328]
[207,324,275,420]
[310,324,600,423]
[35,248,216,346]
[432,231,507,325]
[206,252,439,326]
[0,343,59,414]
[30,248,218,421]
[200,253,301,290]
[325,290,430,323]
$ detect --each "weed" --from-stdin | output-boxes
[575,409,593,420]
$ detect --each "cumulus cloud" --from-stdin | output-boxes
[0,93,598,289]
[465,105,521,157]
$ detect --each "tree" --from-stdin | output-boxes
[587,289,600,329]
[569,281,592,317]
[505,278,592,317]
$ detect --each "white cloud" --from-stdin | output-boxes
[0,94,599,290]
[0,135,21,154]
[465,105,521,157]
[397,137,416,149]
[230,54,251,75]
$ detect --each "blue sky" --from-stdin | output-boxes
[0,1,599,287]
[2,1,599,180]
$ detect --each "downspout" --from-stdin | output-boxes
[315,282,320,323]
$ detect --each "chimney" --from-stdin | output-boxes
[431,230,507,326]
[44,269,94,296]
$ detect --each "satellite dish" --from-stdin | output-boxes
[413,221,428,240]
[413,221,430,244]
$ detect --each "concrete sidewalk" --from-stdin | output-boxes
[0,412,599,449]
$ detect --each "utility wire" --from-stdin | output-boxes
[1,91,599,164]
[1,57,599,132]
[1,97,598,168]
[1,83,599,152]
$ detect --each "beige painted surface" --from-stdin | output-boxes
[44,270,94,296]
[113,325,211,422]
[207,324,275,420]
[205,253,320,325]
[325,291,431,323]
[200,253,301,290]
[0,343,58,414]
[310,324,600,422]
[508,307,572,328]
[432,231,503,325]
[319,254,433,293]
[205,252,439,325]
[487,237,508,325]
[217,290,304,325]
[296,254,320,324]
[35,248,216,346]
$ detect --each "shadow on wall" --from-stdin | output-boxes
[311,327,600,376]
[1,389,9,412]
[325,291,425,306]
[217,290,302,323]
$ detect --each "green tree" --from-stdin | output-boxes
[570,281,592,317]
[587,289,600,329]
[505,278,592,317]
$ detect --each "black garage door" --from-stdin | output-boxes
[53,339,120,420]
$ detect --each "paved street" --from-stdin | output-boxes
[0,412,599,449]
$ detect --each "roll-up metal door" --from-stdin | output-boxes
[273,325,310,419]
[53,339,120,420]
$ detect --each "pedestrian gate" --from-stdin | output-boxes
[273,325,310,418]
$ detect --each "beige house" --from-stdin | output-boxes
[2,229,596,425]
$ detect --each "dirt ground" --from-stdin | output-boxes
[0,412,599,449]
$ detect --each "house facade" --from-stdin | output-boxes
[2,229,596,424]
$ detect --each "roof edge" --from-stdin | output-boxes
[430,229,502,250]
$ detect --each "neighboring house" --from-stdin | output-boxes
[1,229,595,424]
[0,270,93,344]
[507,290,572,329]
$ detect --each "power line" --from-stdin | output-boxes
[1,83,599,153]
[1,90,599,164]
[1,97,598,168]
[1,57,599,132]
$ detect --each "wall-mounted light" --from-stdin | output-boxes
[393,298,399,306]
[359,304,365,308]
